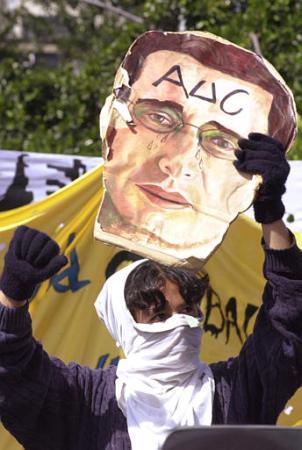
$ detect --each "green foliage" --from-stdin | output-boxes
[0,58,101,154]
[0,0,302,157]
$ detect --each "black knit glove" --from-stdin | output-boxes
[0,226,68,301]
[234,133,290,224]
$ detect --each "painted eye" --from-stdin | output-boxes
[133,102,183,133]
[147,112,174,128]
[201,130,238,154]
[210,136,236,150]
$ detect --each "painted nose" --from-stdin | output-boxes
[158,156,198,179]
[158,126,203,179]
[158,139,202,178]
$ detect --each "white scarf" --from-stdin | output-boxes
[94,260,215,450]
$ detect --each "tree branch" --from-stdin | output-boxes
[249,32,262,57]
[81,0,144,24]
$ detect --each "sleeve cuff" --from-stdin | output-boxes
[262,231,302,278]
[0,301,31,331]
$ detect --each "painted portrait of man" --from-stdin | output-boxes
[94,31,296,268]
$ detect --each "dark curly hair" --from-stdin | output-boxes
[124,260,208,317]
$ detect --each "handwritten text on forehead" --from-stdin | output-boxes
[152,65,250,116]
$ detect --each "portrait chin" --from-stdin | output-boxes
[96,165,259,263]
[101,188,225,249]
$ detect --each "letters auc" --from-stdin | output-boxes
[152,64,249,116]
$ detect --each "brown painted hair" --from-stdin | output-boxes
[122,31,296,149]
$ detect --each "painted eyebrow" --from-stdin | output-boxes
[202,120,241,139]
[136,98,184,114]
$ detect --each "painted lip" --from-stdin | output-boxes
[136,184,192,209]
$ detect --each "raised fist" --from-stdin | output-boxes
[0,226,68,301]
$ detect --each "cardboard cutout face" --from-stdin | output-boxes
[94,31,296,269]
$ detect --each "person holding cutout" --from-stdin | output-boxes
[0,132,302,450]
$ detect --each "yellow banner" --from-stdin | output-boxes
[0,165,301,449]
